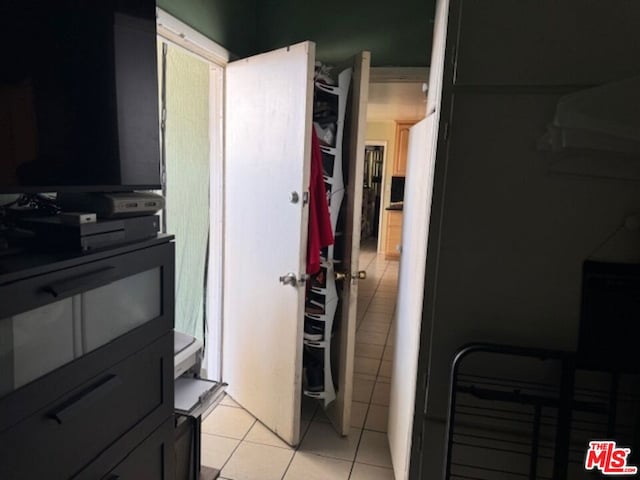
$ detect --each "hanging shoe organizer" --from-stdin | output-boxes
[303,66,353,407]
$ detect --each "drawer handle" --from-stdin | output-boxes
[49,375,122,425]
[42,266,115,298]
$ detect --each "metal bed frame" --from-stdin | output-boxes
[444,344,640,480]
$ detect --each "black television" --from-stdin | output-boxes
[0,0,161,193]
[390,176,405,203]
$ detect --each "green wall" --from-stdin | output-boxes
[156,0,258,58]
[256,0,434,67]
[156,0,434,67]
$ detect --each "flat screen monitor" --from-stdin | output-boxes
[390,176,405,203]
[0,0,161,193]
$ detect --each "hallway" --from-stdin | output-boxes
[200,243,398,479]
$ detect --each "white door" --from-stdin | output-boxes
[223,42,315,446]
[325,52,371,435]
[388,116,435,479]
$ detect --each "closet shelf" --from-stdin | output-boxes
[305,313,333,323]
[320,145,338,157]
[305,299,338,323]
[314,81,341,96]
[306,299,324,310]
[323,175,343,186]
[320,258,342,266]
[303,339,330,348]
[311,286,339,297]
[303,389,336,402]
[302,65,352,411]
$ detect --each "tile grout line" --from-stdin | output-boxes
[354,248,397,475]
[216,414,258,477]
[356,254,393,334]
[347,426,367,480]
[279,399,322,479]
[284,244,381,479]
[279,446,296,480]
[212,246,398,479]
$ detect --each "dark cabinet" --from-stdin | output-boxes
[454,0,640,86]
[105,418,175,480]
[0,237,175,480]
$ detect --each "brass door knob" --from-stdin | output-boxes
[334,271,366,280]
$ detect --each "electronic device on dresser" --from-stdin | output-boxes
[19,214,161,252]
[59,192,165,219]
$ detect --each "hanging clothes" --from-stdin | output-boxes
[307,127,334,274]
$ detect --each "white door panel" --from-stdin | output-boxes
[223,42,315,446]
[326,52,370,435]
[389,117,435,479]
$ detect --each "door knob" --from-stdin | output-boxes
[334,271,367,281]
[279,272,298,286]
[279,273,308,287]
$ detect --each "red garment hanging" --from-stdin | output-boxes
[307,127,334,274]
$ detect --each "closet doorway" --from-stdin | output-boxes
[156,11,371,447]
[156,9,227,382]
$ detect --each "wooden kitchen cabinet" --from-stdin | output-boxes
[393,120,417,176]
[385,210,403,259]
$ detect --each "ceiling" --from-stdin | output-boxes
[367,81,428,123]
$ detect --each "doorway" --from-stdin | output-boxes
[201,246,400,479]
[156,9,227,381]
[361,142,386,248]
[156,9,436,478]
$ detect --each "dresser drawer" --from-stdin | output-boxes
[0,333,173,480]
[0,243,167,319]
[0,242,173,405]
[101,418,175,480]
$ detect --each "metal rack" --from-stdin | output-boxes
[445,344,640,480]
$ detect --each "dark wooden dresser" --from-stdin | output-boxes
[0,236,175,479]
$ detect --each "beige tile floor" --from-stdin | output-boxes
[202,241,398,480]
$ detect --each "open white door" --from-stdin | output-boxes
[388,116,435,479]
[325,52,371,435]
[223,42,315,446]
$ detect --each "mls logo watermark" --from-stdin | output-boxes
[585,441,638,475]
